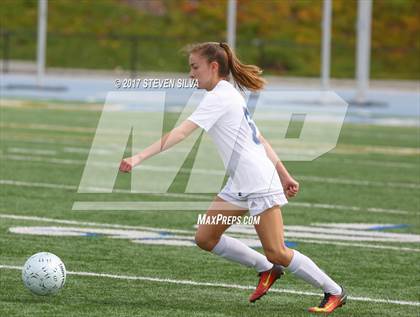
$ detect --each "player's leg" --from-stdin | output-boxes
[254,205,346,312]
[253,205,293,266]
[195,195,273,273]
[248,203,291,302]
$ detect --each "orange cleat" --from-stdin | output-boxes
[249,264,284,303]
[308,286,347,314]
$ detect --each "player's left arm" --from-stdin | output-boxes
[258,134,299,198]
[119,120,199,173]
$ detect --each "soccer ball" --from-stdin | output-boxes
[22,252,66,295]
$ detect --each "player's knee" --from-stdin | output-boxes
[265,245,290,266]
[194,233,217,251]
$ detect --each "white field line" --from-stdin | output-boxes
[1,133,93,144]
[0,154,224,176]
[0,214,194,234]
[0,122,161,137]
[70,201,412,216]
[9,225,420,252]
[288,202,411,215]
[270,142,420,156]
[0,265,419,307]
[315,158,419,169]
[227,225,420,243]
[0,100,103,111]
[291,239,420,253]
[2,125,420,157]
[2,153,420,190]
[2,120,419,141]
[297,175,420,190]
[1,214,419,253]
[1,179,76,190]
[342,129,417,141]
[1,122,97,133]
[0,180,415,215]
[5,146,189,156]
[330,144,420,156]
[7,147,58,156]
[6,144,420,169]
[2,127,420,162]
[1,136,93,147]
[0,180,210,200]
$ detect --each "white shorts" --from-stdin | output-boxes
[217,190,288,217]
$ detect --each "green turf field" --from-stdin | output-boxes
[0,99,419,316]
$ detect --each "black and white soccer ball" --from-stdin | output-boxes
[22,252,66,295]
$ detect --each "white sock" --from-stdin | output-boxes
[212,235,273,272]
[287,250,341,295]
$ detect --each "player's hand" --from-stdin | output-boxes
[119,156,141,173]
[281,176,299,199]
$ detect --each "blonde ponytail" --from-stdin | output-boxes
[219,42,267,92]
[187,42,267,92]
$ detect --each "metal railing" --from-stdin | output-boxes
[0,29,418,79]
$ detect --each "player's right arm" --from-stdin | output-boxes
[119,120,199,173]
[259,134,299,198]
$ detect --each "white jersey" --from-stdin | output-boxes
[187,80,283,197]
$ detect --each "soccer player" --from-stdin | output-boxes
[119,42,347,314]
